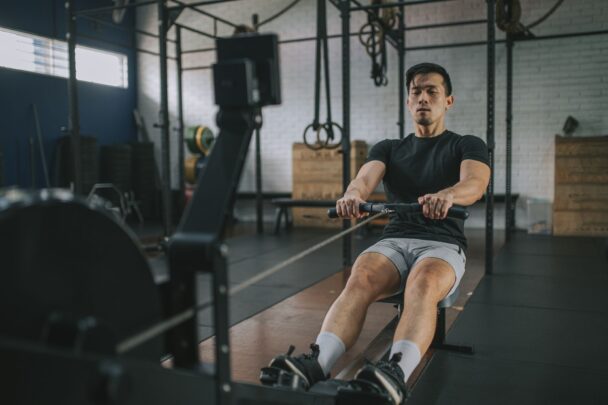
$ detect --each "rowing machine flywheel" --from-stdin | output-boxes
[0,189,163,360]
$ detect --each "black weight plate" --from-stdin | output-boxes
[0,189,163,360]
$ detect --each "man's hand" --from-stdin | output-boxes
[418,190,455,220]
[336,193,368,218]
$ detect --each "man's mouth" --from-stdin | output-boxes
[417,108,430,112]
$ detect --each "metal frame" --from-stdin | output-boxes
[505,32,513,241]
[486,0,495,274]
[167,1,608,272]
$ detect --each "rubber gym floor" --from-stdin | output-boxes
[148,223,608,404]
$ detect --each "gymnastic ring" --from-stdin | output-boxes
[303,122,328,150]
[323,122,343,150]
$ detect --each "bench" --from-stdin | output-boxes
[270,199,336,234]
[380,286,474,354]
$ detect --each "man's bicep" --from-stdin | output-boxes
[460,159,490,186]
[356,160,386,190]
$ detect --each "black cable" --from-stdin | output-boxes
[256,0,301,28]
[526,0,565,29]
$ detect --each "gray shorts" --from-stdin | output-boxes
[360,238,466,297]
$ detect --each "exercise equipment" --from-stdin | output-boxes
[32,104,50,187]
[55,134,99,193]
[184,155,207,184]
[131,141,158,218]
[302,0,342,150]
[0,188,163,360]
[328,202,469,220]
[357,0,396,87]
[185,125,215,155]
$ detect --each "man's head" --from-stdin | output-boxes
[406,63,454,128]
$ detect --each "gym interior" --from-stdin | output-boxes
[1,1,607,404]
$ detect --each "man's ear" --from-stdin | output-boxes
[446,95,454,110]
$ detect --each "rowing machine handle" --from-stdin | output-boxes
[327,203,469,220]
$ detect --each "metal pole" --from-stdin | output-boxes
[485,0,495,275]
[348,0,454,12]
[505,33,513,241]
[340,0,352,267]
[158,0,172,236]
[66,0,83,195]
[398,1,405,140]
[251,14,264,235]
[255,126,263,234]
[176,26,185,212]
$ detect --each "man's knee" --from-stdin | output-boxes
[405,260,455,302]
[343,260,397,301]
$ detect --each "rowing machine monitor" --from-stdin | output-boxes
[214,33,281,107]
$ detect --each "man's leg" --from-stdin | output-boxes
[390,258,456,383]
[263,251,400,387]
[315,252,400,375]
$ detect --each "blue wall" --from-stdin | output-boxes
[0,0,138,187]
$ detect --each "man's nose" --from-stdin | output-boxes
[418,92,429,103]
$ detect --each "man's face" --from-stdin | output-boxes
[406,73,454,126]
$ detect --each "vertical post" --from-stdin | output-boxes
[252,13,264,235]
[213,245,232,405]
[485,0,496,275]
[340,0,351,268]
[66,0,83,195]
[176,26,185,212]
[505,33,513,241]
[255,126,263,234]
[398,1,405,140]
[158,0,172,236]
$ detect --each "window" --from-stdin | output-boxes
[0,26,128,88]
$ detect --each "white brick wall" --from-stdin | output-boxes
[137,0,608,225]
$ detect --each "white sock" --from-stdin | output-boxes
[315,331,346,376]
[389,339,422,383]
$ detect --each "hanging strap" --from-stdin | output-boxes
[303,0,342,150]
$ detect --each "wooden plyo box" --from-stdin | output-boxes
[553,135,608,236]
[292,141,367,228]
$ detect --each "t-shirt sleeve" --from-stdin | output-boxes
[459,135,490,167]
[366,139,392,165]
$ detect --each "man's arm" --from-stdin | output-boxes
[418,159,490,219]
[336,160,386,218]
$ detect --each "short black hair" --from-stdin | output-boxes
[406,63,452,96]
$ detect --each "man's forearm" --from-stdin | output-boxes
[344,178,374,200]
[441,177,487,206]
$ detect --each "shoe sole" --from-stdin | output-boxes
[355,366,404,405]
[269,357,311,389]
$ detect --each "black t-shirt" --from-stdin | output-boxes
[367,130,490,252]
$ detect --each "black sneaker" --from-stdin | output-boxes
[261,344,328,389]
[353,353,408,405]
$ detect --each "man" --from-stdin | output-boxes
[264,63,490,404]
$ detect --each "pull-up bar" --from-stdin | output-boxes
[169,0,240,29]
[177,23,216,40]
[349,0,455,12]
[74,0,158,16]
